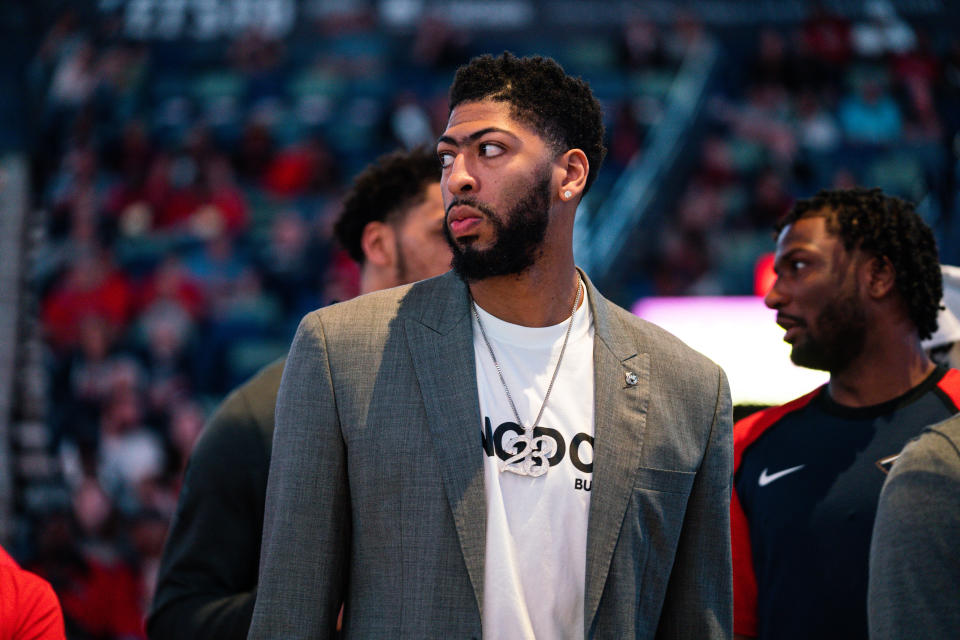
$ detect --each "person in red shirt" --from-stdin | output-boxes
[0,545,66,640]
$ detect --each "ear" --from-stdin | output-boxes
[360,221,397,268]
[862,255,896,300]
[557,148,589,203]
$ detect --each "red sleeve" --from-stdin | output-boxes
[936,368,960,407]
[731,389,821,637]
[731,483,758,636]
[13,569,66,640]
[0,548,66,640]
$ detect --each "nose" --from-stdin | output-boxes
[764,277,785,309]
[444,152,476,195]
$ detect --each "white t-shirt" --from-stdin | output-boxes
[474,296,596,640]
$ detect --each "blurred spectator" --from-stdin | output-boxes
[182,233,246,313]
[838,78,903,144]
[98,388,165,514]
[389,92,435,149]
[745,168,792,229]
[618,14,669,70]
[143,152,203,231]
[42,248,134,353]
[232,120,275,183]
[136,302,196,423]
[229,30,285,103]
[50,314,124,445]
[104,120,156,227]
[72,476,115,541]
[851,0,916,58]
[261,134,339,197]
[800,3,852,67]
[256,210,327,317]
[749,29,803,95]
[666,9,708,58]
[653,228,720,296]
[47,145,109,242]
[48,40,97,108]
[607,101,646,169]
[166,401,205,478]
[698,135,739,189]
[189,155,249,237]
[411,16,468,69]
[137,255,207,322]
[128,511,171,630]
[795,90,841,152]
[940,39,960,136]
[30,513,145,639]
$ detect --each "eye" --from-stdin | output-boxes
[437,151,455,169]
[790,259,808,272]
[478,142,505,158]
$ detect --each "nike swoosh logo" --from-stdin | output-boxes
[758,464,806,487]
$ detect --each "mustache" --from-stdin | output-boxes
[446,197,497,218]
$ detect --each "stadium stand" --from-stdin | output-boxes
[2,1,959,637]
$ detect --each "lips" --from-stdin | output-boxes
[776,314,805,343]
[447,205,483,237]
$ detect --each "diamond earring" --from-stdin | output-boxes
[563,190,572,199]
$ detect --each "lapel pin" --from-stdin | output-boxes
[625,371,639,386]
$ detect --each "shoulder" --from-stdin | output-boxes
[876,414,960,540]
[890,413,960,480]
[928,414,960,452]
[293,273,468,362]
[189,358,287,475]
[313,286,411,328]
[593,294,732,434]
[733,388,821,470]
[219,358,284,431]
[308,272,466,335]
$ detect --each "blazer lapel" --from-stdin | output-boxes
[402,273,487,613]
[581,272,651,632]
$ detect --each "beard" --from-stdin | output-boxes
[443,170,552,281]
[790,286,868,373]
[393,236,409,285]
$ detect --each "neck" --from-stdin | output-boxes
[359,267,397,296]
[827,332,936,407]
[468,253,580,327]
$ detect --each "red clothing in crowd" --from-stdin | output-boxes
[53,557,145,639]
[0,546,65,640]
[42,265,135,352]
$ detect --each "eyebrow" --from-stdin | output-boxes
[437,127,515,147]
[775,245,818,265]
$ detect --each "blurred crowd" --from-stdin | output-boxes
[645,2,960,297]
[26,9,437,638]
[11,3,960,638]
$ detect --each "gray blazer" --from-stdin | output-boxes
[248,271,732,639]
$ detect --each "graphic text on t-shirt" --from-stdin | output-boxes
[480,416,594,473]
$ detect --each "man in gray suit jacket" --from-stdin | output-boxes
[249,52,733,639]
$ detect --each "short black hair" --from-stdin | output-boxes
[334,146,440,264]
[449,52,606,193]
[776,187,942,340]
